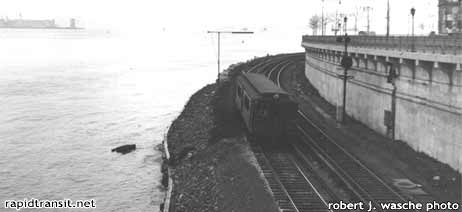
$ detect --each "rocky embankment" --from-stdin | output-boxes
[160,63,279,212]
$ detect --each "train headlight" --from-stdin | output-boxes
[273,94,279,100]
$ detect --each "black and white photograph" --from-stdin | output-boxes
[0,0,461,211]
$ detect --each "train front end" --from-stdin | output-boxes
[253,94,298,140]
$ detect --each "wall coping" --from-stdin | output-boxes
[302,42,462,64]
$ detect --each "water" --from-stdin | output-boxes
[0,28,304,211]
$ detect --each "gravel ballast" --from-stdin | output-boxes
[163,75,279,212]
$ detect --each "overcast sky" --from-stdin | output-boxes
[0,0,437,35]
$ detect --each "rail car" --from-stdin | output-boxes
[234,73,298,140]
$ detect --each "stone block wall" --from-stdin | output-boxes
[303,44,462,172]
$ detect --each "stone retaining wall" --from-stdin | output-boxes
[303,49,462,172]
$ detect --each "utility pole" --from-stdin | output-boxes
[386,62,399,141]
[386,0,390,37]
[333,0,342,36]
[341,17,350,123]
[458,0,462,33]
[207,30,253,80]
[321,0,325,35]
[367,6,371,34]
[337,17,352,123]
[355,7,359,34]
[410,8,416,52]
[361,6,373,34]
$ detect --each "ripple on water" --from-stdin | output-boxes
[0,29,235,211]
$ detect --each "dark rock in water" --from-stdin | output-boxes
[112,144,136,154]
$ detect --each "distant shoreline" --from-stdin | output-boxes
[0,27,84,30]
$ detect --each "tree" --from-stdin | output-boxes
[309,15,321,35]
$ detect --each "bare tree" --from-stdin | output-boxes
[309,15,321,35]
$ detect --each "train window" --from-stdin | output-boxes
[244,95,250,110]
[237,86,243,98]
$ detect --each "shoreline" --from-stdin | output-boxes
[160,127,173,212]
[159,53,461,211]
[159,59,280,212]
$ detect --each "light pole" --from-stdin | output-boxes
[342,16,346,36]
[458,0,462,32]
[333,0,342,35]
[410,7,416,52]
[207,31,253,80]
[337,17,352,123]
[321,0,325,35]
[367,7,370,34]
[386,0,390,37]
[361,6,373,34]
[354,7,359,34]
[386,62,399,141]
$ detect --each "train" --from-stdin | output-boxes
[234,72,298,140]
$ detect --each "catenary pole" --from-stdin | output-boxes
[207,31,253,80]
[386,0,390,37]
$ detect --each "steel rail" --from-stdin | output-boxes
[252,142,331,212]
[247,53,304,74]
[246,53,301,73]
[272,58,420,211]
[251,143,300,212]
[253,55,296,75]
[296,110,419,212]
[268,59,292,81]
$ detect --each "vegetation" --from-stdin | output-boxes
[309,15,321,35]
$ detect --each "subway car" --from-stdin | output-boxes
[235,73,298,140]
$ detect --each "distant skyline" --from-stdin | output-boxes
[0,0,437,35]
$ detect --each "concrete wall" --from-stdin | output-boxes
[303,45,462,172]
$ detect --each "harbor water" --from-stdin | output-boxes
[0,28,302,211]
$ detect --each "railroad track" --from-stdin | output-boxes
[247,53,304,75]
[245,53,333,212]
[250,142,331,212]
[268,59,295,82]
[267,57,422,211]
[244,54,417,211]
[295,112,416,211]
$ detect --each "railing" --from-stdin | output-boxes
[302,35,462,55]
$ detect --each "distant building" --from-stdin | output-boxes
[0,18,56,28]
[439,0,462,34]
[70,18,76,28]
